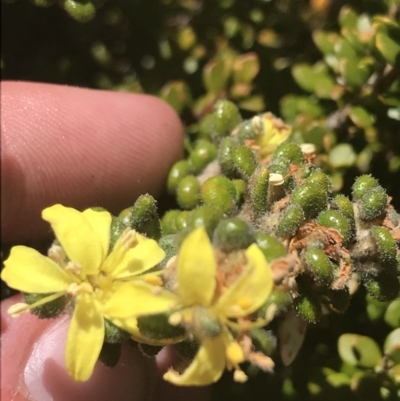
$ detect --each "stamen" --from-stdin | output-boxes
[65,261,82,276]
[226,341,245,365]
[235,297,253,311]
[233,369,248,383]
[8,302,30,317]
[120,228,138,250]
[67,282,93,297]
[269,173,284,186]
[144,275,163,286]
[48,244,66,265]
[168,312,183,326]
[251,115,263,135]
[300,143,316,155]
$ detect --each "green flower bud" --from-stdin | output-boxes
[173,339,199,360]
[232,179,247,206]
[352,175,379,200]
[197,113,213,140]
[371,227,397,265]
[137,312,186,341]
[331,194,354,220]
[167,160,192,194]
[278,204,305,238]
[358,186,388,221]
[63,0,96,23]
[192,307,223,338]
[23,293,66,319]
[213,217,255,252]
[201,176,237,214]
[250,329,277,355]
[257,289,293,320]
[232,145,257,178]
[255,232,287,262]
[158,234,176,268]
[218,137,238,177]
[236,120,256,142]
[272,143,304,165]
[294,293,322,324]
[291,183,327,219]
[109,217,128,251]
[188,205,223,235]
[189,140,217,173]
[99,342,121,367]
[364,272,400,302]
[302,248,334,285]
[212,100,242,139]
[306,170,332,195]
[161,210,180,235]
[138,343,163,357]
[176,211,190,230]
[249,166,269,218]
[177,175,201,210]
[120,194,161,240]
[104,319,130,343]
[317,210,351,243]
[324,288,350,313]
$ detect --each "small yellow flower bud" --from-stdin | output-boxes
[168,312,183,326]
[226,341,245,365]
[48,244,66,264]
[65,261,82,276]
[233,369,248,383]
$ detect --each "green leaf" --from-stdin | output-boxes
[339,6,358,29]
[292,64,315,92]
[313,31,339,54]
[384,328,400,364]
[202,59,230,94]
[329,144,356,168]
[160,81,191,114]
[384,299,400,328]
[375,32,400,65]
[338,334,382,368]
[349,106,375,128]
[238,95,265,112]
[339,57,372,87]
[233,52,260,84]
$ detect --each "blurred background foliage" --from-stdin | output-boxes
[2,0,399,400]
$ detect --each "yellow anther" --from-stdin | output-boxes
[47,244,66,265]
[236,297,253,311]
[67,282,93,297]
[8,302,30,317]
[120,228,138,250]
[226,341,245,365]
[144,274,163,286]
[168,312,183,326]
[65,262,82,276]
[233,369,248,383]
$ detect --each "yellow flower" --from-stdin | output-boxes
[105,227,274,386]
[1,204,167,382]
[251,112,292,161]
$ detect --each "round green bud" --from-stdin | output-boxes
[352,175,379,200]
[303,248,334,285]
[137,312,186,341]
[306,171,332,195]
[161,210,180,235]
[272,143,304,165]
[23,293,66,319]
[232,179,247,206]
[201,176,237,214]
[371,227,397,265]
[213,217,255,252]
[189,205,223,235]
[167,160,192,194]
[189,140,217,173]
[249,166,269,218]
[294,294,322,324]
[99,342,121,367]
[331,194,354,220]
[158,234,176,268]
[177,175,201,210]
[237,119,256,142]
[176,211,190,231]
[104,319,130,343]
[364,272,400,302]
[232,145,257,178]
[255,232,287,262]
[218,137,238,177]
[358,186,388,221]
[197,113,213,140]
[138,343,163,357]
[63,0,96,23]
[317,210,351,243]
[278,204,305,238]
[212,100,242,139]
[250,328,277,356]
[291,182,327,219]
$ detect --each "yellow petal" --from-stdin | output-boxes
[177,227,216,306]
[215,244,273,317]
[105,235,165,279]
[1,246,73,293]
[42,204,111,275]
[163,336,226,386]
[103,281,179,318]
[65,294,105,381]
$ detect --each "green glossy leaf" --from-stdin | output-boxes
[384,328,400,364]
[292,64,315,92]
[202,59,230,94]
[349,106,375,128]
[339,6,358,29]
[233,52,260,84]
[340,57,372,87]
[375,32,400,65]
[160,81,191,114]
[313,31,339,54]
[329,144,356,168]
[238,95,265,112]
[385,299,400,329]
[366,295,390,322]
[338,334,382,368]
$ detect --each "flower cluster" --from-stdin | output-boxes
[1,204,274,385]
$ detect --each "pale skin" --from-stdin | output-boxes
[1,81,211,401]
